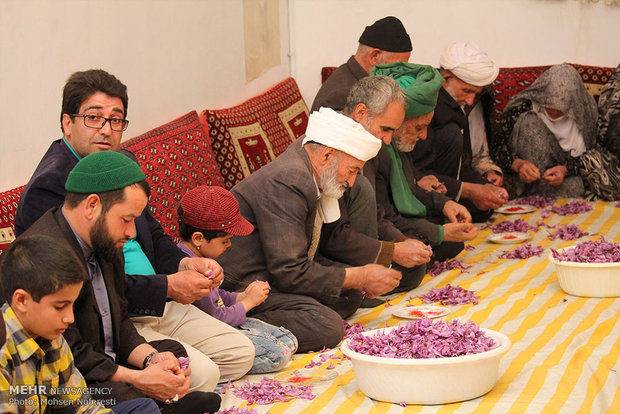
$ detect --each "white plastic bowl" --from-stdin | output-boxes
[340,326,510,405]
[549,248,620,298]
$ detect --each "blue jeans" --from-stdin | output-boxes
[110,397,160,413]
[238,318,298,374]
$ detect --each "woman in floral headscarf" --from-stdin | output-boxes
[491,64,598,197]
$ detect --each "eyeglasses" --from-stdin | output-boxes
[71,114,129,132]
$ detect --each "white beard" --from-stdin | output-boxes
[318,157,347,199]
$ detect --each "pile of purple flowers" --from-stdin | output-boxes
[498,243,544,259]
[230,377,316,405]
[551,200,593,216]
[215,408,258,414]
[551,237,620,263]
[418,284,479,306]
[491,219,538,234]
[515,195,556,208]
[343,320,367,340]
[346,319,496,359]
[547,224,589,241]
[428,259,472,277]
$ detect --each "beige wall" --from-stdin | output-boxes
[1,0,619,191]
[0,0,291,190]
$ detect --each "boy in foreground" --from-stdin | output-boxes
[0,234,159,413]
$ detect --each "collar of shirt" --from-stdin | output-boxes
[2,303,52,362]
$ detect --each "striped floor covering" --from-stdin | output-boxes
[219,199,620,413]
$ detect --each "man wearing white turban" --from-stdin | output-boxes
[410,41,507,221]
[216,108,402,352]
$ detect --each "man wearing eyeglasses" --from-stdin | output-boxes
[14,69,254,393]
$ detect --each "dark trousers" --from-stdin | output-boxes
[249,290,362,352]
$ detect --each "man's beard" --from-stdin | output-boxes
[90,214,125,264]
[393,133,417,153]
[318,156,347,199]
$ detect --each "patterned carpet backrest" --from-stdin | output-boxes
[122,111,224,241]
[200,77,309,189]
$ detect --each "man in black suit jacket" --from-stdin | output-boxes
[14,69,254,391]
[20,151,220,413]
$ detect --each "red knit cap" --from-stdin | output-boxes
[180,186,254,236]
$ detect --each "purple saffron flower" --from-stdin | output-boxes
[491,218,538,234]
[428,259,472,277]
[418,284,479,306]
[547,224,589,241]
[551,200,593,216]
[498,243,544,259]
[551,236,620,263]
[346,320,496,359]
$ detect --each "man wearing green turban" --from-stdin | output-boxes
[364,62,478,261]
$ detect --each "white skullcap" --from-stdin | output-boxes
[303,107,381,162]
[439,41,499,87]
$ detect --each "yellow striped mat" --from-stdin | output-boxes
[219,199,620,413]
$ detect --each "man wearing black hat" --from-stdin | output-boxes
[311,16,413,112]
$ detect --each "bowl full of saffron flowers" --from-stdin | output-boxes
[549,237,620,298]
[340,319,510,405]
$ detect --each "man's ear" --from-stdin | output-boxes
[62,113,73,137]
[368,49,383,66]
[12,289,31,313]
[83,194,102,221]
[350,103,368,124]
[319,147,337,167]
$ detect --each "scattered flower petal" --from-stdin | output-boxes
[547,224,589,241]
[491,218,538,234]
[231,377,316,405]
[498,243,544,259]
[515,195,556,208]
[428,259,472,277]
[418,284,479,306]
[551,200,593,216]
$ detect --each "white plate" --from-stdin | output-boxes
[392,306,451,319]
[487,232,532,244]
[495,204,536,214]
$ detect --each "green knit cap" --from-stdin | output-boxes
[65,151,146,193]
[371,62,444,118]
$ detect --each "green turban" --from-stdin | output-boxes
[372,62,444,118]
[66,151,146,194]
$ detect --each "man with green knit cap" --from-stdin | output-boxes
[364,62,478,261]
[18,151,222,413]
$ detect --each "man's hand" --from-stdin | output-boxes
[484,170,504,186]
[393,239,432,268]
[418,175,446,193]
[542,165,567,186]
[443,222,479,242]
[442,200,472,223]
[360,264,402,298]
[463,183,507,210]
[167,270,215,303]
[512,158,541,183]
[179,257,223,285]
[134,356,190,402]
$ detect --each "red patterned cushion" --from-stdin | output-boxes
[567,63,616,102]
[122,111,224,241]
[0,185,23,252]
[491,65,551,128]
[200,77,309,189]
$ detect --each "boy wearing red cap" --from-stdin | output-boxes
[177,186,298,374]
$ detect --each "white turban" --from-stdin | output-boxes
[439,41,499,87]
[303,107,381,162]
